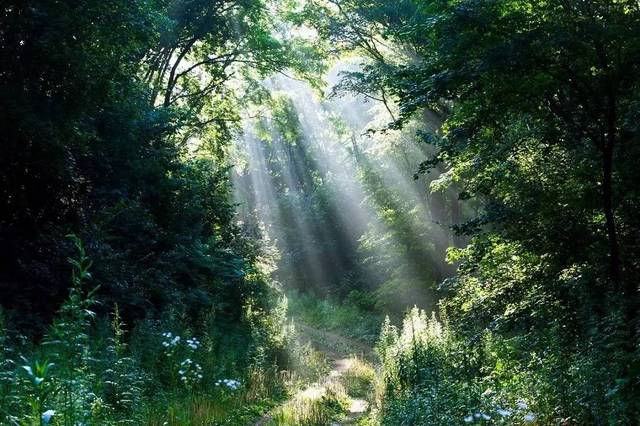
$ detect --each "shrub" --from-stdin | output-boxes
[376,308,545,425]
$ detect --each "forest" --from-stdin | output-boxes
[1,0,639,424]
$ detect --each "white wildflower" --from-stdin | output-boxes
[216,378,240,390]
[524,413,536,422]
[41,410,55,424]
[496,408,512,417]
[464,415,474,423]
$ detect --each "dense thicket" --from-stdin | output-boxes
[0,1,317,423]
[0,0,311,328]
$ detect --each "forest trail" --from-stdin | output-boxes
[253,324,376,426]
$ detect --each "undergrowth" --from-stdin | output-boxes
[0,236,293,425]
[268,381,350,426]
[340,357,375,399]
[373,308,583,425]
[287,291,382,345]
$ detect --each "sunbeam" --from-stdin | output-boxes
[231,61,458,311]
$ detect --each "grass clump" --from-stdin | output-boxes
[340,357,375,399]
[268,381,350,426]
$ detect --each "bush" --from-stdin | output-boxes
[376,308,541,425]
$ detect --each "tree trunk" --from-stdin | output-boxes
[602,139,620,284]
[602,93,637,348]
[163,39,197,107]
[602,94,621,284]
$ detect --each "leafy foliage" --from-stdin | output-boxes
[298,0,640,423]
[3,0,640,424]
[0,0,322,423]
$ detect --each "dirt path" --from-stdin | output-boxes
[253,323,376,426]
[295,324,374,362]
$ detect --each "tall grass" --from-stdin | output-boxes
[340,357,375,399]
[268,382,350,426]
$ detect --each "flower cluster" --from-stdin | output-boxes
[464,412,491,422]
[186,337,200,350]
[41,410,55,424]
[161,332,202,356]
[215,378,241,390]
[463,400,536,423]
[160,331,205,388]
[161,332,181,352]
[516,401,536,422]
[496,408,512,417]
[178,358,203,389]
